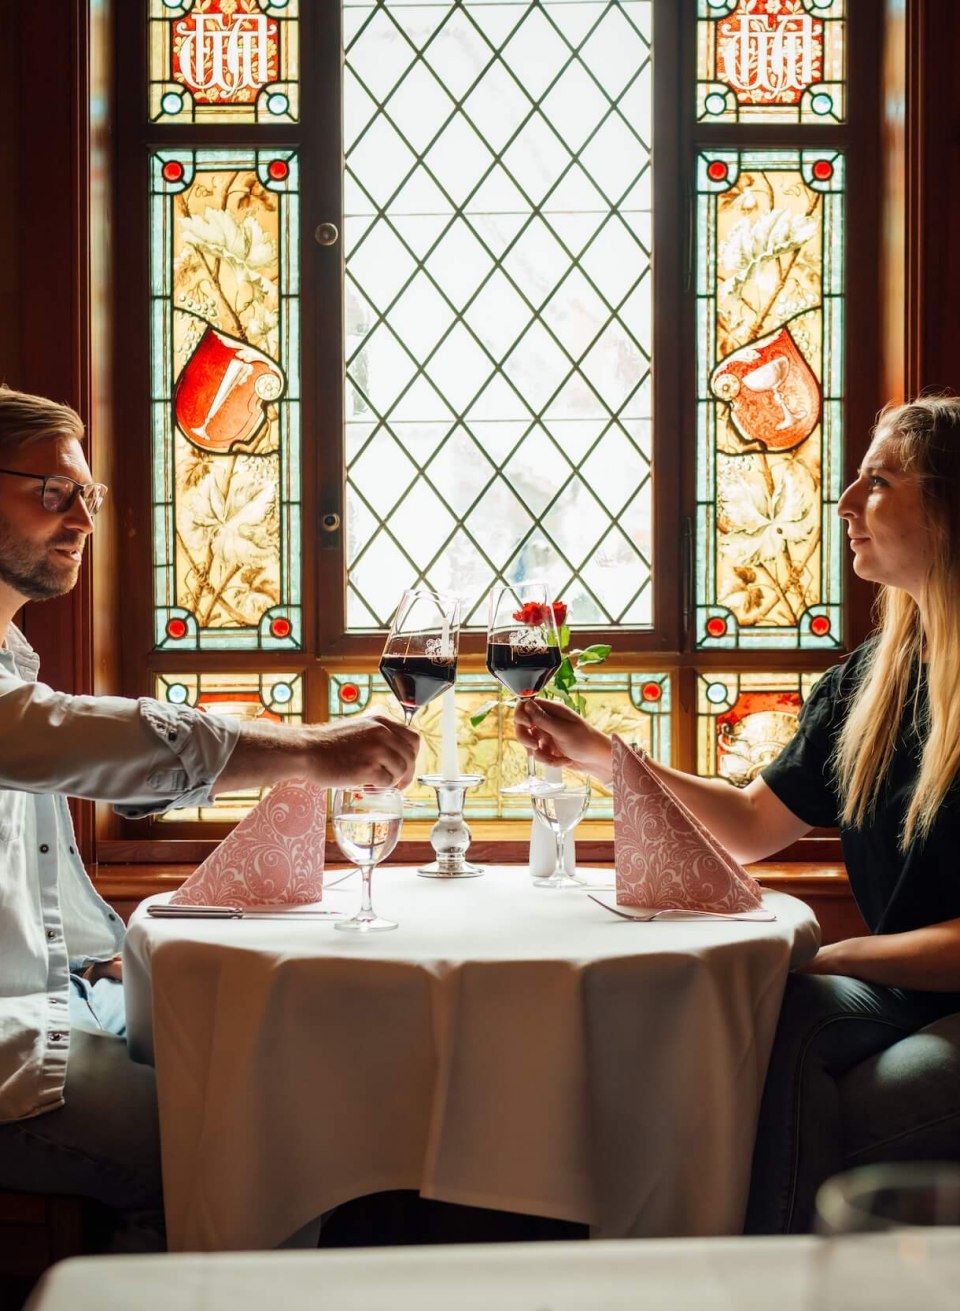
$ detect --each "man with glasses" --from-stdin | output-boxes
[0,385,419,1249]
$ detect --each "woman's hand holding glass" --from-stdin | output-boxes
[486,581,562,795]
[514,697,614,783]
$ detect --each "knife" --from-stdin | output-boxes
[147,905,344,919]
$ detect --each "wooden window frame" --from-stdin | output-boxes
[5,0,950,880]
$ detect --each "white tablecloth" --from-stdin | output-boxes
[123,868,819,1251]
[25,1234,960,1311]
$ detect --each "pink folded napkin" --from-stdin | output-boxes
[170,778,326,908]
[612,737,762,914]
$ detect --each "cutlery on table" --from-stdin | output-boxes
[587,894,776,922]
[147,905,345,920]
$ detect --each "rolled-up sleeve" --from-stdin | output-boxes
[0,671,239,815]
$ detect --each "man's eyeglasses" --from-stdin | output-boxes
[0,468,108,516]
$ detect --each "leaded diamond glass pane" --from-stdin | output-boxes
[344,0,653,629]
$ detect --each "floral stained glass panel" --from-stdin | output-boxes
[329,670,670,819]
[343,0,654,630]
[150,149,301,651]
[696,0,845,124]
[696,150,843,650]
[696,669,822,785]
[154,671,303,822]
[148,0,300,124]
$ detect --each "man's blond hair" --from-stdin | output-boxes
[0,385,84,455]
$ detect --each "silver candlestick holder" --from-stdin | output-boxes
[417,774,485,878]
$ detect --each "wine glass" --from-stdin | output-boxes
[379,588,460,726]
[530,768,591,888]
[331,787,404,932]
[486,581,561,794]
[815,1163,960,1311]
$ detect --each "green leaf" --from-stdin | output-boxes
[553,656,577,692]
[577,644,612,665]
[559,624,570,649]
[469,699,501,728]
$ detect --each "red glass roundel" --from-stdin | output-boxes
[706,616,728,638]
[267,159,289,181]
[810,614,831,637]
[162,160,185,184]
[339,683,360,704]
[706,160,729,182]
[812,159,833,181]
[166,617,188,640]
[641,681,662,703]
[270,616,292,639]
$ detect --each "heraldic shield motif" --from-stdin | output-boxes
[174,324,286,454]
[709,323,820,453]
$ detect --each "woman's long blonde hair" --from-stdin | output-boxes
[834,396,960,849]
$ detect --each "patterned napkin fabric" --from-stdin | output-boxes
[612,737,763,914]
[170,778,327,908]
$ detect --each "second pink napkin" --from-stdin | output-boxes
[170,778,326,908]
[612,736,762,914]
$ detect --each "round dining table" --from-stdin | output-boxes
[122,866,819,1251]
[24,1232,960,1311]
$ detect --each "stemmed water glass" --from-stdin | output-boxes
[530,768,591,888]
[815,1163,960,1311]
[379,588,460,725]
[331,786,404,932]
[486,580,561,794]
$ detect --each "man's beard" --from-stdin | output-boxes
[0,518,82,601]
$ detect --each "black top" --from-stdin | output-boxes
[761,641,960,935]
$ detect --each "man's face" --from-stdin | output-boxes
[0,435,96,603]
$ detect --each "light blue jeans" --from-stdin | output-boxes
[744,973,960,1234]
[0,976,164,1243]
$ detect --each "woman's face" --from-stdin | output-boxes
[837,425,935,600]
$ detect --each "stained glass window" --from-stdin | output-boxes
[696,669,822,784]
[329,670,670,819]
[342,0,653,630]
[697,0,845,124]
[154,671,303,821]
[149,0,299,124]
[696,150,843,650]
[150,149,302,651]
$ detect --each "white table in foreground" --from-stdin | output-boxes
[123,869,819,1251]
[25,1234,960,1311]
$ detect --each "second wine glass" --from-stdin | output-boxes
[379,588,460,725]
[331,786,404,932]
[486,581,561,794]
[530,768,591,888]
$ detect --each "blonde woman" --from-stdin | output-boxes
[515,396,960,1232]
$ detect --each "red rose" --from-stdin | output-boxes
[512,602,548,625]
[551,601,567,627]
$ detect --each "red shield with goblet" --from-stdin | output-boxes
[710,325,820,453]
[174,325,285,454]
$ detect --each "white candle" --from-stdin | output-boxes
[440,686,459,780]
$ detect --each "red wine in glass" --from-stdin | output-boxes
[485,639,560,699]
[486,581,561,794]
[380,589,461,725]
[379,653,456,716]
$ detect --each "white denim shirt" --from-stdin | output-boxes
[0,624,239,1122]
